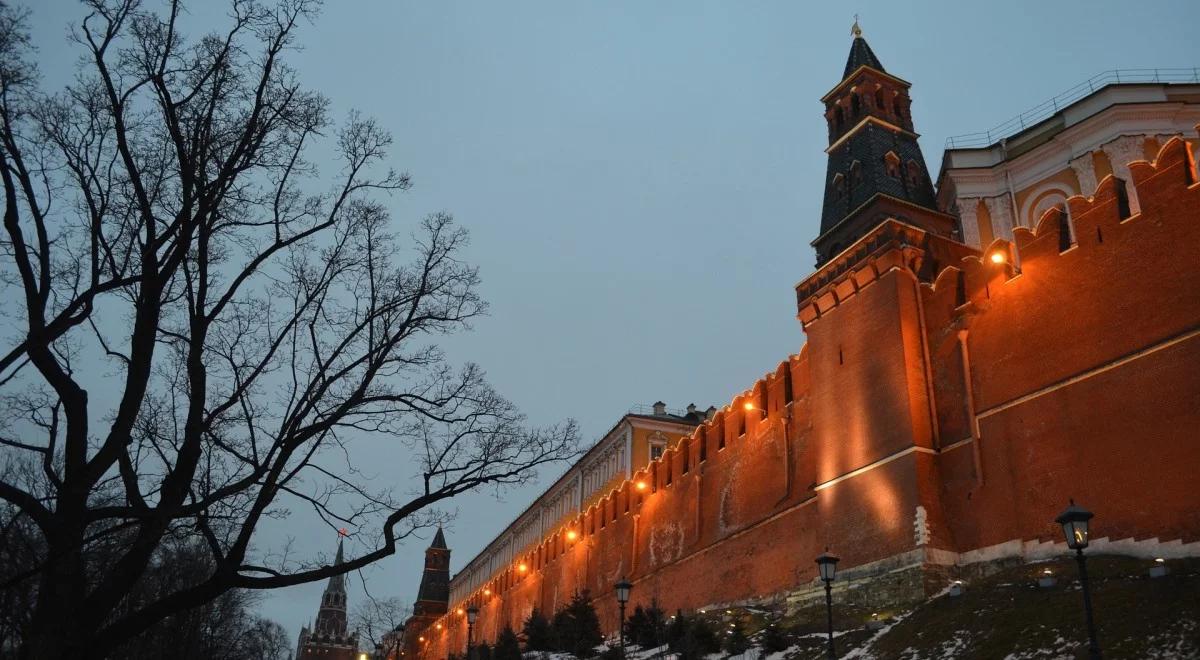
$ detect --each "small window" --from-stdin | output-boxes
[831,173,846,200]
[884,151,901,178]
[849,161,862,188]
[650,443,665,461]
[907,161,922,186]
[874,89,885,110]
[680,438,690,474]
[850,94,861,117]
[834,106,845,131]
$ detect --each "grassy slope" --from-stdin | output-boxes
[699,556,1200,659]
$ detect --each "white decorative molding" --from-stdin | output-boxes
[914,505,931,546]
[940,101,1200,203]
[1018,181,1075,230]
[955,197,981,247]
[1102,134,1147,215]
[1069,153,1098,198]
[983,195,1016,240]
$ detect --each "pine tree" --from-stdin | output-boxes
[666,610,688,651]
[494,624,522,660]
[723,621,750,656]
[551,591,604,657]
[683,617,721,659]
[643,600,667,648]
[624,605,650,647]
[522,607,554,651]
[475,641,493,660]
[761,622,790,653]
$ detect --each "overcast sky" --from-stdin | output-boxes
[25,0,1200,646]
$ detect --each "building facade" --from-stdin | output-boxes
[403,29,1200,659]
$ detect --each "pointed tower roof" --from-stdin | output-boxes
[323,537,346,594]
[844,20,885,78]
[430,527,447,550]
[812,23,955,266]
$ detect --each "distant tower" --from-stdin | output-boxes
[413,527,451,617]
[812,18,957,265]
[402,528,451,655]
[296,537,359,660]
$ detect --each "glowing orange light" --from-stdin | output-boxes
[418,636,425,642]
[566,530,578,541]
[457,608,465,615]
[484,588,492,596]
[743,402,754,411]
[990,251,1006,264]
[636,481,647,491]
[518,563,528,573]
[436,623,442,630]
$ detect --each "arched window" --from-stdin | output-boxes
[894,98,905,122]
[875,89,885,111]
[849,160,862,188]
[834,106,845,132]
[850,94,861,118]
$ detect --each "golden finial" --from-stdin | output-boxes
[851,14,862,38]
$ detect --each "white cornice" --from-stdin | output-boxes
[940,102,1200,199]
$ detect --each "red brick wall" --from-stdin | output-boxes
[409,138,1200,659]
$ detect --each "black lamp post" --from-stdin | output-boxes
[815,550,840,660]
[466,606,479,660]
[615,578,632,657]
[1056,500,1101,659]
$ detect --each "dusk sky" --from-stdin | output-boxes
[26,0,1200,645]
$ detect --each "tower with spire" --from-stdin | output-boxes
[401,528,451,657]
[296,537,360,660]
[812,18,957,265]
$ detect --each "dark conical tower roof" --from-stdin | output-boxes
[430,526,447,549]
[844,36,885,78]
[812,21,955,265]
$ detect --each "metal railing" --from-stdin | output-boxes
[627,403,694,418]
[944,68,1200,149]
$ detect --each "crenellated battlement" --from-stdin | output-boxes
[404,112,1200,659]
[922,136,1199,319]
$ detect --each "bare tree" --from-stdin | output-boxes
[0,1,579,658]
[350,586,409,660]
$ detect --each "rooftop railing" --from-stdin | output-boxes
[944,68,1200,150]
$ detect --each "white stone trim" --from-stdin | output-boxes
[1069,153,1098,197]
[956,197,981,247]
[1018,180,1075,229]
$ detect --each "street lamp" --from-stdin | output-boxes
[1056,500,1101,659]
[815,550,840,660]
[615,578,632,657]
[466,606,479,660]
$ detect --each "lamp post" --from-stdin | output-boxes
[466,606,479,660]
[1056,500,1101,659]
[615,578,632,657]
[815,550,840,660]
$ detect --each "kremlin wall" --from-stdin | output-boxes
[400,32,1200,659]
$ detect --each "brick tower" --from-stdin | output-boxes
[296,538,359,660]
[813,19,957,266]
[794,22,975,596]
[403,528,451,655]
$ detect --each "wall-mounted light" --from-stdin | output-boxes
[636,481,647,491]
[990,251,1006,264]
[566,529,578,541]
